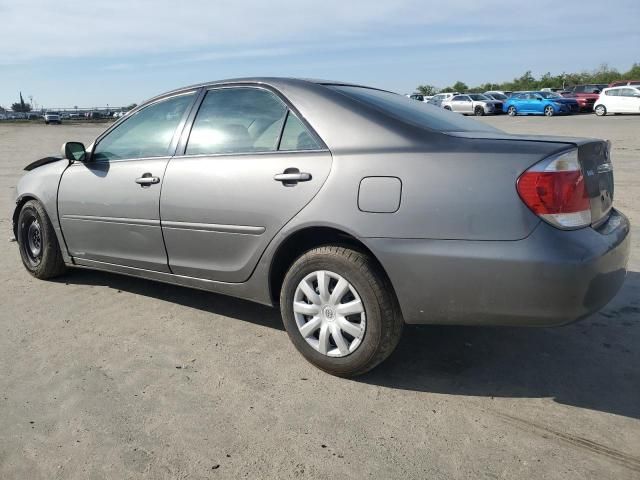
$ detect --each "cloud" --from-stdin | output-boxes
[0,0,596,63]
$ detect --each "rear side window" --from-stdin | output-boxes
[279,112,321,151]
[93,92,196,161]
[186,88,287,155]
[328,85,499,133]
[605,89,619,96]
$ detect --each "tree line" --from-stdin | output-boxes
[415,63,640,95]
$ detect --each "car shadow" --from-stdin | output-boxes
[56,269,285,331]
[57,268,639,419]
[358,270,640,420]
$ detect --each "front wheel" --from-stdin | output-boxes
[443,106,452,111]
[544,105,555,117]
[595,105,607,116]
[280,246,403,377]
[17,200,66,279]
[507,106,517,116]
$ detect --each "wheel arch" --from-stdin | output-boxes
[13,194,41,238]
[267,226,397,306]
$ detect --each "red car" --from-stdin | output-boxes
[562,84,608,111]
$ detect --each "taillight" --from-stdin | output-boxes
[517,149,591,229]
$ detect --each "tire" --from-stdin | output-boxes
[280,246,403,377]
[507,106,517,116]
[45,121,49,125]
[544,105,555,117]
[16,200,66,279]
[595,105,607,116]
[443,106,452,111]
[474,106,485,116]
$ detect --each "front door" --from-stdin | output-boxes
[58,91,198,271]
[160,86,332,282]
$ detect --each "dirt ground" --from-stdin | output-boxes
[1,116,638,480]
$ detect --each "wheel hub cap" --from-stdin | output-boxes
[26,220,42,261]
[293,270,366,358]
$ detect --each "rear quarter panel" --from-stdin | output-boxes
[292,136,566,241]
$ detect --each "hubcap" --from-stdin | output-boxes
[293,270,366,357]
[24,218,43,265]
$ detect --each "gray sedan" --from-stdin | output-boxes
[12,78,630,376]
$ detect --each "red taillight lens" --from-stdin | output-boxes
[517,149,591,229]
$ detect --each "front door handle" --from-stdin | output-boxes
[135,173,160,186]
[274,168,312,186]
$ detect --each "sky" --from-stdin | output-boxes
[0,0,638,109]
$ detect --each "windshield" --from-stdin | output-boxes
[538,92,561,99]
[328,86,500,133]
[469,94,490,101]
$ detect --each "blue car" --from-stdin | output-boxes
[504,91,580,116]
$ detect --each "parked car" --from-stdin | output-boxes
[504,91,579,116]
[562,84,608,111]
[540,88,564,93]
[427,92,459,107]
[44,112,62,125]
[485,90,512,98]
[484,92,509,102]
[408,94,432,102]
[594,86,640,116]
[608,80,640,88]
[442,93,503,116]
[12,78,629,376]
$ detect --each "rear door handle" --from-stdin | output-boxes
[274,172,311,182]
[135,173,160,186]
[274,168,312,186]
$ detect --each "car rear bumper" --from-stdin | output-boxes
[366,209,630,326]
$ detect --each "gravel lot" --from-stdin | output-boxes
[1,116,638,479]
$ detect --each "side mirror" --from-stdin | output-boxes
[61,142,86,162]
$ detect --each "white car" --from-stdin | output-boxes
[44,112,62,124]
[428,92,459,107]
[441,94,503,116]
[594,86,640,116]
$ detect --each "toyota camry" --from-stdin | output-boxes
[13,78,630,376]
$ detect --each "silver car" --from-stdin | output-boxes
[442,93,503,115]
[13,78,630,376]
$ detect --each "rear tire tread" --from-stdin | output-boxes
[280,245,403,377]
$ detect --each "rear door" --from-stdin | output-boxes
[58,91,197,271]
[160,86,332,282]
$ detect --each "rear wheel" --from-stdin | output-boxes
[474,106,485,116]
[280,246,403,377]
[544,105,555,117]
[595,105,607,116]
[17,200,66,279]
[507,106,517,116]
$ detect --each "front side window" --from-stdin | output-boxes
[93,93,195,162]
[186,88,287,155]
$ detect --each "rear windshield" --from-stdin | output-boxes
[327,85,500,133]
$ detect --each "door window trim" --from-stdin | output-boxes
[89,89,201,164]
[175,84,328,158]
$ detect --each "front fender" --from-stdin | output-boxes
[13,159,72,263]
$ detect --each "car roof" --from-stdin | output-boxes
[145,77,385,103]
